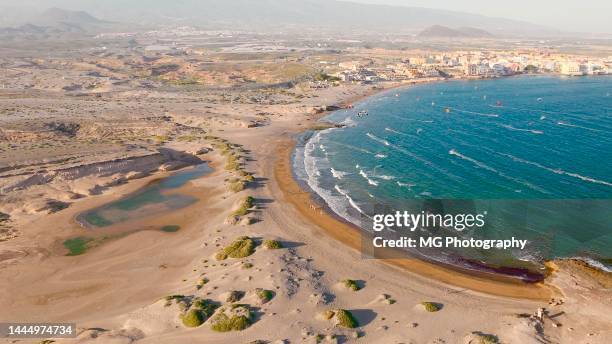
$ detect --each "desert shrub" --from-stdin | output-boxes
[196,277,209,290]
[228,180,246,193]
[263,239,282,249]
[226,290,245,303]
[181,309,204,327]
[472,332,499,344]
[421,302,441,312]
[216,143,232,155]
[241,172,255,181]
[163,294,185,307]
[335,309,358,328]
[225,154,241,171]
[215,251,229,260]
[342,279,361,291]
[192,298,219,318]
[256,289,274,303]
[210,305,252,332]
[216,236,255,260]
[231,196,254,216]
[241,262,254,269]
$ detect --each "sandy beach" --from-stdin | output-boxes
[273,139,553,300]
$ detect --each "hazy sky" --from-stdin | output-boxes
[351,0,612,33]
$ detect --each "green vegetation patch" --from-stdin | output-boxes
[342,279,361,291]
[472,332,499,344]
[421,302,442,312]
[192,298,219,318]
[196,277,209,290]
[225,154,242,171]
[172,296,219,327]
[181,309,205,327]
[256,289,274,304]
[231,196,254,216]
[210,305,253,332]
[215,142,232,155]
[161,225,181,232]
[228,180,246,193]
[63,237,94,256]
[263,239,282,250]
[226,290,245,303]
[216,236,256,260]
[334,309,359,328]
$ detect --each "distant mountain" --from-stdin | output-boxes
[37,7,105,26]
[0,0,560,37]
[0,8,110,38]
[418,25,494,38]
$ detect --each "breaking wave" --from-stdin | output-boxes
[557,121,603,133]
[449,149,549,194]
[499,124,544,135]
[500,153,612,188]
[446,106,500,118]
[330,168,350,180]
[358,169,379,186]
[366,132,390,146]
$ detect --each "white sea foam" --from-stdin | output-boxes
[358,169,379,186]
[330,168,349,180]
[334,184,348,195]
[557,121,603,133]
[449,149,549,193]
[346,193,366,215]
[384,127,407,135]
[500,153,612,187]
[329,140,373,154]
[571,257,612,273]
[385,142,461,182]
[499,124,544,135]
[334,184,369,216]
[397,181,416,189]
[366,133,390,146]
[302,130,367,227]
[374,153,388,159]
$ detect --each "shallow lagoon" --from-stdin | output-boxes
[78,163,212,228]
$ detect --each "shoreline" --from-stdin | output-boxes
[273,79,566,300]
[274,138,554,300]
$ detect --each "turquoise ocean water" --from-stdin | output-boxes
[294,76,612,275]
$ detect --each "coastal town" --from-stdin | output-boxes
[332,50,612,83]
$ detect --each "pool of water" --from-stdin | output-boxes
[78,163,212,228]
